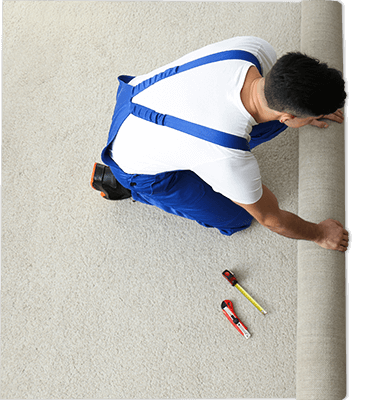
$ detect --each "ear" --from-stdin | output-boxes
[279,113,295,124]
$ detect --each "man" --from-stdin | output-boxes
[91,36,348,252]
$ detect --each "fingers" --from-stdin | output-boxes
[309,119,328,129]
[316,219,349,252]
[339,242,349,252]
[310,109,344,129]
[339,229,349,252]
[322,109,344,124]
[337,240,348,252]
[330,219,349,252]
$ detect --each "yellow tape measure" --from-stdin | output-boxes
[222,270,267,315]
[235,283,267,315]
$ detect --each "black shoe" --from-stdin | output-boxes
[91,163,132,200]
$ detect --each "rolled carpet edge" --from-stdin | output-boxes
[297,1,346,399]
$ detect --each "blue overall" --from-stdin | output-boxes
[101,50,287,235]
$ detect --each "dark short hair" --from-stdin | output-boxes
[264,52,346,117]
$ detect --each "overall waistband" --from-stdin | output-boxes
[111,167,178,195]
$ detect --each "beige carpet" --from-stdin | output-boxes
[1,2,345,399]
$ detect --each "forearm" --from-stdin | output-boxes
[263,209,320,242]
[236,184,348,251]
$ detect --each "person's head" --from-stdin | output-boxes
[264,52,346,122]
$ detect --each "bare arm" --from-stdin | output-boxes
[234,185,349,252]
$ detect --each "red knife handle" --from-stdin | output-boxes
[221,300,249,336]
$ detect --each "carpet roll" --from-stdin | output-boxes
[297,1,346,399]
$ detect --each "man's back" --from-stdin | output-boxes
[111,36,276,204]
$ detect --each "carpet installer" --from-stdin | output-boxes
[91,36,348,252]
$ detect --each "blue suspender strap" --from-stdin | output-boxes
[129,50,263,151]
[165,115,251,152]
[178,50,262,75]
[102,49,266,168]
[102,48,287,176]
[132,50,262,97]
[130,104,251,151]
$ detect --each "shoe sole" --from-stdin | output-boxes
[90,162,108,199]
[91,162,132,200]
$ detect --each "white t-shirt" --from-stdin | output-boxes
[111,36,277,204]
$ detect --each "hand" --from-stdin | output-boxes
[308,109,344,129]
[314,218,349,252]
